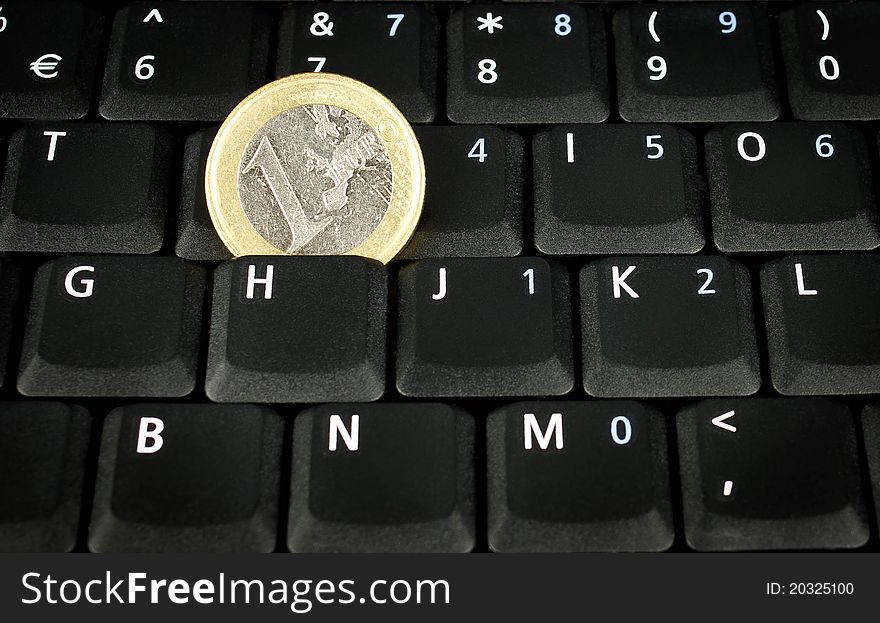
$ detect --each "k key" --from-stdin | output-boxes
[289,403,475,553]
[206,256,387,403]
[446,4,609,123]
[89,404,283,552]
[761,254,880,395]
[488,401,673,552]
[614,3,779,122]
[678,398,869,550]
[100,2,271,121]
[277,3,437,123]
[0,1,101,119]
[580,256,760,398]
[396,258,574,397]
[17,256,206,398]
[705,123,879,252]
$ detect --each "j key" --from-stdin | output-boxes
[206,256,387,403]
[781,2,880,120]
[580,256,760,398]
[446,4,609,123]
[533,124,704,255]
[0,123,173,253]
[289,403,474,553]
[18,256,206,398]
[277,3,437,123]
[0,1,101,119]
[396,258,574,397]
[175,127,231,261]
[761,254,880,395]
[0,262,20,390]
[398,126,523,259]
[0,402,90,552]
[863,405,880,531]
[678,398,869,551]
[614,3,779,122]
[100,2,270,121]
[705,123,879,252]
[487,401,673,553]
[89,404,282,552]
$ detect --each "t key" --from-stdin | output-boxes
[396,258,574,397]
[761,254,880,395]
[100,2,271,121]
[580,256,760,397]
[678,398,869,550]
[289,403,474,553]
[18,256,206,398]
[89,404,283,552]
[277,3,438,123]
[447,4,609,123]
[615,3,779,122]
[488,401,673,552]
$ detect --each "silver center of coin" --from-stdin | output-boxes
[237,104,393,254]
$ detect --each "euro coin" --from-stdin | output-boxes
[205,73,425,264]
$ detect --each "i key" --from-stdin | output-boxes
[487,401,673,553]
[781,3,880,120]
[89,404,283,552]
[446,4,609,123]
[0,1,101,119]
[398,126,524,259]
[277,3,437,123]
[0,402,90,552]
[289,403,474,553]
[100,2,271,121]
[0,124,173,253]
[581,256,760,398]
[705,123,879,252]
[533,124,705,255]
[761,254,880,395]
[615,3,779,122]
[17,256,206,398]
[396,258,574,397]
[678,398,869,551]
[206,257,387,403]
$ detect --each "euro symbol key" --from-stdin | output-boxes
[30,53,62,79]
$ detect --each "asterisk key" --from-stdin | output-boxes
[477,12,503,34]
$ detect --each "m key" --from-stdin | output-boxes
[580,256,760,397]
[396,258,574,397]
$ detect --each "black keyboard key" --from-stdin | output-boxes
[533,124,704,255]
[447,4,609,123]
[396,258,574,397]
[289,403,474,553]
[761,254,880,395]
[18,256,205,397]
[488,401,673,552]
[277,3,437,123]
[781,2,880,120]
[678,398,869,551]
[863,404,880,531]
[705,123,879,252]
[0,1,101,119]
[614,3,779,122]
[175,127,231,261]
[0,261,20,389]
[581,256,760,397]
[100,2,270,121]
[89,403,282,552]
[206,256,386,403]
[0,123,172,253]
[399,125,523,259]
[0,402,90,552]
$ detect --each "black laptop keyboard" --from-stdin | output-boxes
[1,0,880,554]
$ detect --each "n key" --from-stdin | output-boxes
[396,258,574,397]
[89,404,283,552]
[580,256,760,397]
[17,256,205,397]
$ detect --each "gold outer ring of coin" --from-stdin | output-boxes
[205,72,425,264]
